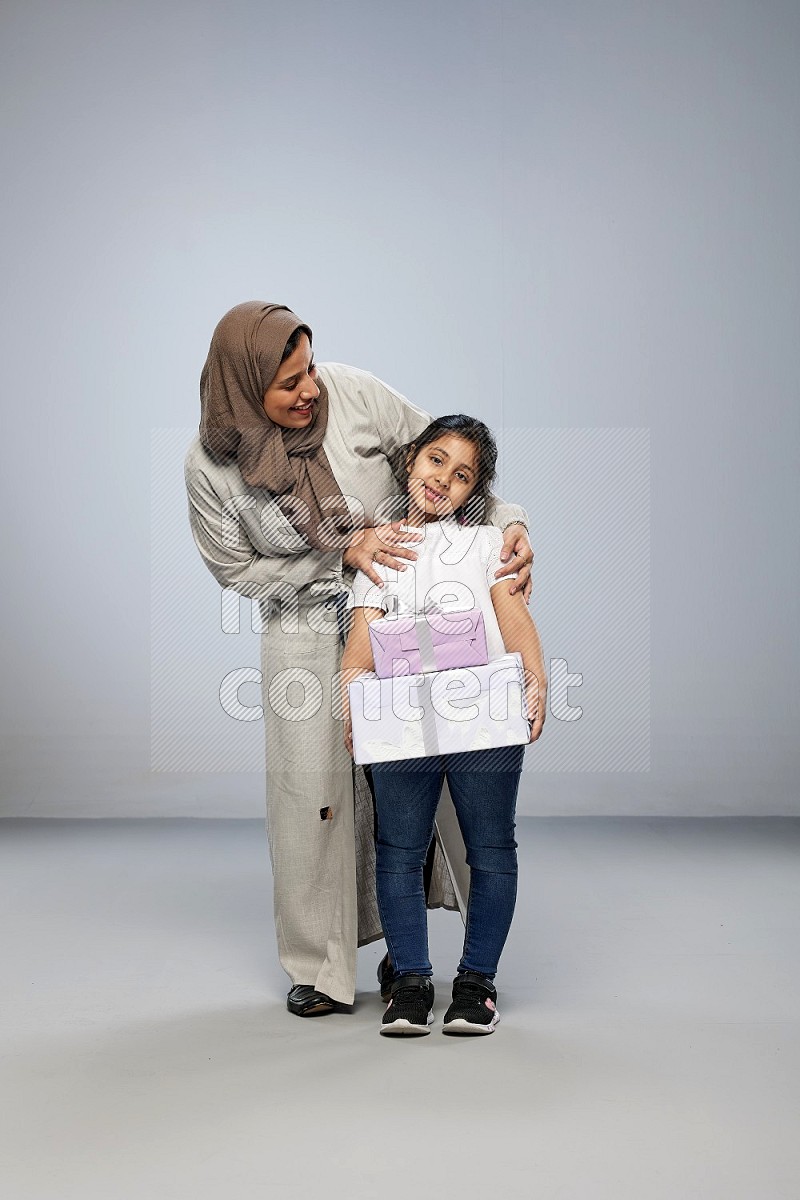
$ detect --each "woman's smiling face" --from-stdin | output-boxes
[262,333,320,428]
[406,433,479,521]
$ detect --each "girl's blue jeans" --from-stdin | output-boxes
[371,745,524,980]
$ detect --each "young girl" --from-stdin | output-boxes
[340,415,546,1037]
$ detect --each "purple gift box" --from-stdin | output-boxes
[368,606,489,678]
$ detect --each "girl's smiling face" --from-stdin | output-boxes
[406,433,479,521]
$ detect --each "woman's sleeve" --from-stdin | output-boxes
[185,458,343,599]
[357,370,432,458]
[484,493,529,531]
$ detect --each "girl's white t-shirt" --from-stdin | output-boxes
[347,520,516,661]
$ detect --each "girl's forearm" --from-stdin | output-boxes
[492,591,547,700]
[338,601,379,733]
[338,658,371,722]
[504,627,547,698]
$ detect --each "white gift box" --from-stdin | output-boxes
[348,653,530,765]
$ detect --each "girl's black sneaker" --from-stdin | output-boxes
[441,972,500,1035]
[380,974,435,1036]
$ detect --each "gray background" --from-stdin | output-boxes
[1,0,797,816]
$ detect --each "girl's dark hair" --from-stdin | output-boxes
[394,414,498,525]
[280,325,313,362]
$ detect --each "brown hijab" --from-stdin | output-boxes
[199,301,355,551]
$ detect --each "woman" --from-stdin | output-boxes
[184,301,533,1016]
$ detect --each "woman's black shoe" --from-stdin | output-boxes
[286,985,339,1017]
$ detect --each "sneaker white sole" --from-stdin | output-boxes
[442,1011,500,1036]
[379,1013,434,1037]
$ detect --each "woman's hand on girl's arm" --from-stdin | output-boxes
[490,584,547,743]
[494,524,534,602]
[339,606,383,756]
[343,521,423,587]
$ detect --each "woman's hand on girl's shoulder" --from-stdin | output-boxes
[343,521,423,587]
[495,524,534,601]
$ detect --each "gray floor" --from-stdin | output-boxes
[1,818,798,1200]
